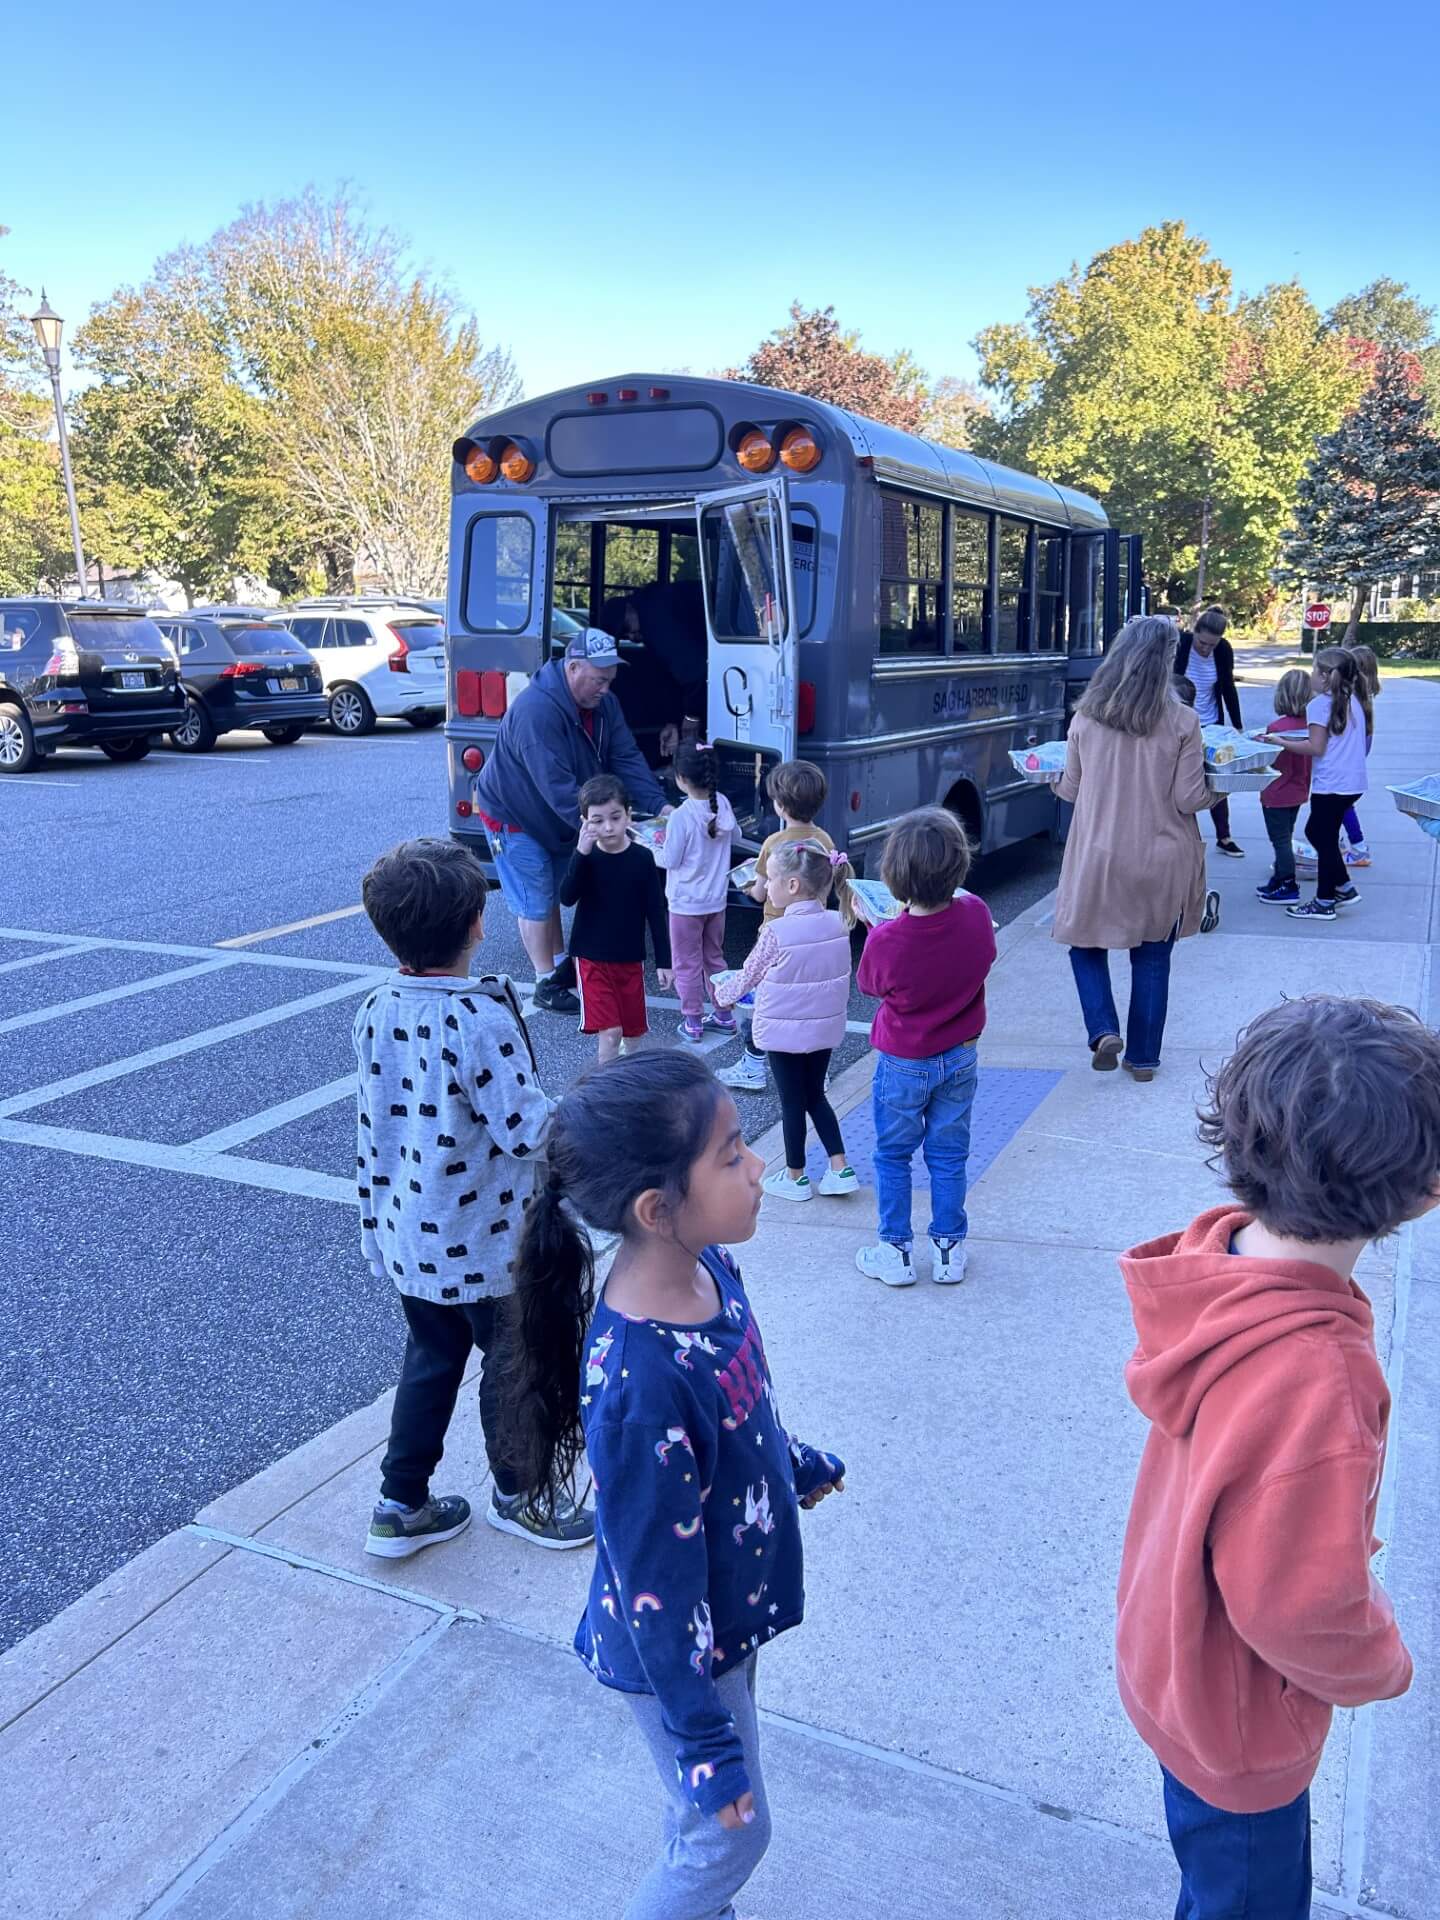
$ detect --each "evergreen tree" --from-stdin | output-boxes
[1277,346,1440,639]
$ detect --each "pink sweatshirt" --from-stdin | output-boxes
[653,793,740,915]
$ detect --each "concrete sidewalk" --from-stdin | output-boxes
[3,680,1437,1920]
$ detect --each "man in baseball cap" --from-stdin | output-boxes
[472,628,668,1011]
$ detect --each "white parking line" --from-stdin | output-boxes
[0,956,240,1037]
[0,976,378,1119]
[0,926,384,980]
[0,1118,354,1205]
[188,1076,354,1153]
[0,940,105,976]
[217,905,366,949]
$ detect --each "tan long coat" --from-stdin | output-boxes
[1052,704,1215,949]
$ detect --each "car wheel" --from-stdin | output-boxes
[170,696,217,753]
[262,723,306,745]
[0,703,39,774]
[405,712,443,730]
[328,684,376,736]
[99,737,152,763]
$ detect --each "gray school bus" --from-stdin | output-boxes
[444,373,1141,869]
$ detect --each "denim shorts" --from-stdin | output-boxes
[489,830,573,920]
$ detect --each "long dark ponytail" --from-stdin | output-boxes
[1314,646,1358,738]
[676,741,720,837]
[505,1051,726,1513]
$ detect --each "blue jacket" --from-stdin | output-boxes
[472,658,667,853]
[575,1246,843,1816]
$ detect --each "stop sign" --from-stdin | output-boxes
[1303,603,1332,631]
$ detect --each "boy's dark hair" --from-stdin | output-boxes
[766,758,826,823]
[362,837,487,972]
[505,1052,725,1513]
[1194,605,1228,639]
[1198,995,1440,1242]
[880,806,972,909]
[578,773,628,814]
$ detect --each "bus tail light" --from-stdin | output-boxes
[649,386,670,400]
[617,388,638,402]
[797,680,816,734]
[480,671,507,718]
[456,799,473,817]
[736,428,775,474]
[780,426,822,473]
[460,441,499,485]
[456,669,481,716]
[461,746,485,772]
[499,441,535,484]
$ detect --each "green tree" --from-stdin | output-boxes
[1324,278,1440,419]
[972,223,1361,614]
[212,190,520,592]
[0,229,72,593]
[1277,347,1440,640]
[71,253,287,604]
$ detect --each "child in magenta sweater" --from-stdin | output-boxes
[854,808,997,1288]
[1255,668,1313,905]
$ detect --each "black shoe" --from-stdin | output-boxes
[532,976,580,1015]
[1214,839,1244,858]
[1333,884,1361,906]
[365,1493,472,1559]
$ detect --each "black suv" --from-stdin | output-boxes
[0,599,185,774]
[154,607,328,751]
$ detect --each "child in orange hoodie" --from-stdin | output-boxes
[1116,994,1439,1919]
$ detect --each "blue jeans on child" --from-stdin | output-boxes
[1069,933,1177,1071]
[1161,1768,1312,1919]
[872,1043,978,1246]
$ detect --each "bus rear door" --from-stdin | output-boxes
[698,480,797,815]
[448,494,551,677]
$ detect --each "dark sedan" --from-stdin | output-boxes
[155,609,328,751]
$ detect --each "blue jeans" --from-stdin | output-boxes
[1162,1768,1312,1919]
[1069,934,1176,1071]
[871,1044,978,1247]
[489,829,573,921]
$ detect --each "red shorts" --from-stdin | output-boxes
[576,958,648,1038]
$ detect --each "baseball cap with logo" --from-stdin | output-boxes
[563,628,625,668]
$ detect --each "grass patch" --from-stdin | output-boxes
[1378,659,1440,681]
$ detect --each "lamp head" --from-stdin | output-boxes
[28,291,63,367]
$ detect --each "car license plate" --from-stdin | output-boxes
[268,676,301,693]
[120,671,146,690]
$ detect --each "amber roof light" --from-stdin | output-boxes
[463,443,498,485]
[780,426,821,473]
[736,428,775,474]
[499,441,536,484]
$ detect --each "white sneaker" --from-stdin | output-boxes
[817,1166,859,1197]
[855,1241,916,1287]
[763,1170,813,1204]
[717,1055,767,1092]
[930,1237,968,1284]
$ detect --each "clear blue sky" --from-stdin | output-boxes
[5,0,1437,398]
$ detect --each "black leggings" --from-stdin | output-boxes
[768,1048,845,1169]
[1305,792,1360,900]
[380,1293,522,1505]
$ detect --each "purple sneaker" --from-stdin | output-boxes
[677,1015,705,1045]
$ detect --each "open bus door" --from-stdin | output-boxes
[448,494,551,677]
[697,478,797,836]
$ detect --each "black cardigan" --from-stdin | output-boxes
[1174,633,1242,730]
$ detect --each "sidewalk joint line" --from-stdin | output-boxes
[136,1610,454,1920]
[185,1525,468,1621]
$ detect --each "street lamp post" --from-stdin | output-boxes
[28,291,87,596]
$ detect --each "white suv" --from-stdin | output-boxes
[283,599,446,735]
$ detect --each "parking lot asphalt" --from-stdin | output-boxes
[2,723,1061,1650]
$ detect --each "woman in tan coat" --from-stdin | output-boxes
[1054,616,1216,1081]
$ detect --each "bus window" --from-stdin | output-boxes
[669,531,701,583]
[553,522,592,622]
[951,508,990,654]
[701,496,787,642]
[604,526,660,600]
[1033,528,1065,653]
[995,518,1031,653]
[791,509,818,637]
[1115,537,1131,630]
[464,514,534,632]
[879,493,943,655]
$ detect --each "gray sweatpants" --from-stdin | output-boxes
[624,1656,772,1920]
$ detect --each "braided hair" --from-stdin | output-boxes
[675,741,721,837]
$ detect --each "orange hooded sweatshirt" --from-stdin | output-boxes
[1116,1205,1412,1814]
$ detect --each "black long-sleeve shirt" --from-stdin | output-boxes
[560,842,672,968]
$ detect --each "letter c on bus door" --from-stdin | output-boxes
[723,665,752,718]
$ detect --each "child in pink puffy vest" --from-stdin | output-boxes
[714,840,860,1205]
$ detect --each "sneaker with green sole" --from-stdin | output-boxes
[486,1487,596,1551]
[365,1492,472,1559]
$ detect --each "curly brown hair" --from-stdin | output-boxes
[1197,996,1440,1242]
